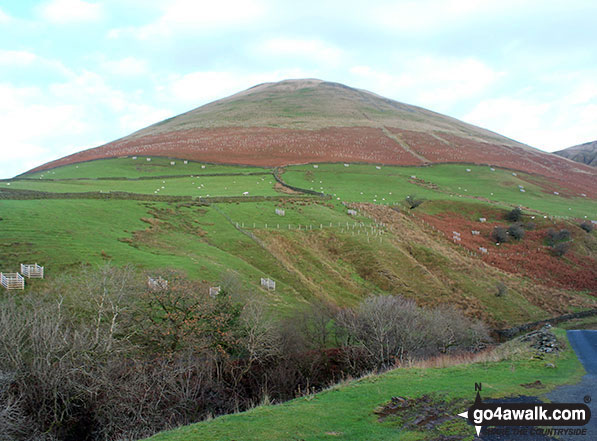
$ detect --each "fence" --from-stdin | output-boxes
[20,263,44,278]
[260,278,276,291]
[1,272,24,290]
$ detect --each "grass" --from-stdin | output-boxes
[7,174,279,197]
[146,328,584,441]
[22,157,270,179]
[1,194,591,325]
[283,163,597,219]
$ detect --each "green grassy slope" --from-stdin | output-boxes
[2,157,595,325]
[22,157,269,179]
[7,174,279,197]
[147,329,584,441]
[283,163,597,219]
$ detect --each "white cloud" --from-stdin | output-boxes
[101,57,148,76]
[40,0,103,24]
[108,0,266,40]
[0,7,11,23]
[0,83,85,177]
[165,69,313,106]
[0,66,171,178]
[463,84,597,150]
[258,38,344,66]
[119,104,172,133]
[0,50,38,66]
[350,57,503,110]
[168,71,247,105]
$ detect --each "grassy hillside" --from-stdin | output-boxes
[2,155,596,441]
[283,163,597,219]
[22,157,269,179]
[146,328,584,441]
[2,157,596,326]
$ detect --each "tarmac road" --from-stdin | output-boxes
[546,330,597,441]
[477,330,597,441]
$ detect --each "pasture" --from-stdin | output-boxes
[7,173,279,197]
[283,163,597,219]
[24,156,269,179]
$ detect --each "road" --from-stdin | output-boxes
[478,330,596,440]
[546,330,597,441]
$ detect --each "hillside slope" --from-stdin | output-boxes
[26,79,596,197]
[555,140,597,167]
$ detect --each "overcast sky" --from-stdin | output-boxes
[1,0,596,178]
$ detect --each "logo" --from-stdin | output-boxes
[457,383,591,437]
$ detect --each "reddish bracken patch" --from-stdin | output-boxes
[28,125,596,198]
[28,126,423,173]
[419,211,597,293]
[389,129,596,197]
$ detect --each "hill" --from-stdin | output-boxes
[554,140,597,167]
[25,79,596,197]
[2,80,597,441]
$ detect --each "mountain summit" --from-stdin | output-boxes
[28,79,595,195]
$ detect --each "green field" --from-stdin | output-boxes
[147,328,584,441]
[23,157,270,179]
[8,158,597,219]
[283,163,597,219]
[0,197,385,312]
[2,157,595,324]
[2,156,596,441]
[7,174,279,197]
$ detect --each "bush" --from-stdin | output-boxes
[335,295,490,366]
[405,195,424,209]
[505,207,523,222]
[546,228,571,246]
[507,224,525,240]
[495,282,507,297]
[580,221,594,233]
[552,241,571,257]
[492,226,508,243]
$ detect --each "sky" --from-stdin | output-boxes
[1,0,596,178]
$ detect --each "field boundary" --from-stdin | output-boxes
[0,188,318,203]
[273,167,328,197]
[494,308,597,340]
[10,172,272,182]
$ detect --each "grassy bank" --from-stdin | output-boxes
[147,329,584,441]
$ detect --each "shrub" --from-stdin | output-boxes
[546,228,570,246]
[335,295,490,366]
[552,241,571,257]
[495,282,507,297]
[505,207,523,222]
[580,221,594,233]
[492,226,508,243]
[405,195,424,209]
[507,224,525,240]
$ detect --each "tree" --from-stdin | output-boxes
[492,226,508,243]
[495,281,507,297]
[405,195,424,209]
[546,228,570,246]
[136,271,241,355]
[580,221,594,233]
[505,207,523,222]
[507,224,525,240]
[552,241,571,257]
